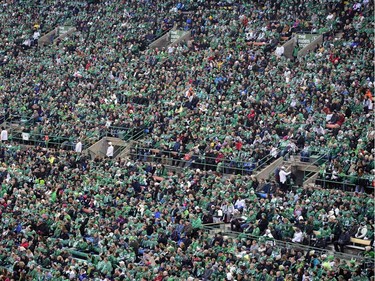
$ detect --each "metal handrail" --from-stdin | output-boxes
[313,176,374,190]
[202,225,372,262]
[302,153,329,180]
[300,152,374,189]
[9,132,80,150]
[113,130,146,158]
[126,147,277,175]
[126,151,247,174]
[132,143,274,168]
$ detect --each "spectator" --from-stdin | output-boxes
[334,228,351,252]
[0,127,8,142]
[75,139,82,153]
[106,142,114,158]
[355,222,368,239]
[292,228,304,244]
[279,166,291,192]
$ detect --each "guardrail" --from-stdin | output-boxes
[9,132,80,150]
[314,174,374,191]
[128,144,277,175]
[301,153,374,190]
[297,34,323,57]
[0,110,29,125]
[282,36,296,59]
[202,224,372,262]
[301,153,328,179]
[113,129,146,159]
[149,25,175,49]
[38,28,58,46]
[1,116,150,154]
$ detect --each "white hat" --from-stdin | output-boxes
[108,142,112,145]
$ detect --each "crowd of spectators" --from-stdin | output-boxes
[0,0,374,280]
[0,144,374,280]
[1,0,373,184]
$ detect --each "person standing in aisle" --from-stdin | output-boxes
[0,127,8,142]
[106,142,114,158]
[75,139,82,153]
[279,166,291,192]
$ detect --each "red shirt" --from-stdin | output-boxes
[235,141,243,150]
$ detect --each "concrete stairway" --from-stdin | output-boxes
[286,159,320,173]
[115,140,135,161]
[170,30,182,42]
[84,137,127,159]
[38,26,76,47]
[253,157,283,181]
[253,153,322,187]
[149,27,191,50]
[283,156,322,187]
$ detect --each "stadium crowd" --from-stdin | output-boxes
[1,0,373,182]
[0,144,374,280]
[0,0,374,280]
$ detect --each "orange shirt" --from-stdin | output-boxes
[365,89,373,100]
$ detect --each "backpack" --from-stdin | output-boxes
[274,168,280,183]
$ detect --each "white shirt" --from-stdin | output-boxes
[279,169,291,184]
[23,39,31,46]
[284,69,291,83]
[1,129,8,141]
[275,46,284,57]
[106,145,114,157]
[33,31,40,40]
[234,199,246,210]
[355,226,368,239]
[270,147,278,158]
[292,231,304,243]
[75,141,82,153]
[221,203,235,215]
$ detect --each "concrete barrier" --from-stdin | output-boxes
[56,27,76,42]
[149,26,177,49]
[298,34,323,57]
[282,37,296,60]
[149,27,190,50]
[168,30,191,47]
[85,137,126,159]
[254,157,283,181]
[38,26,76,47]
[38,28,58,46]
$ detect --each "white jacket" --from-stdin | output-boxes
[221,203,235,215]
[106,145,114,157]
[355,225,368,239]
[75,141,82,153]
[1,129,8,141]
[279,169,291,184]
[292,231,304,243]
